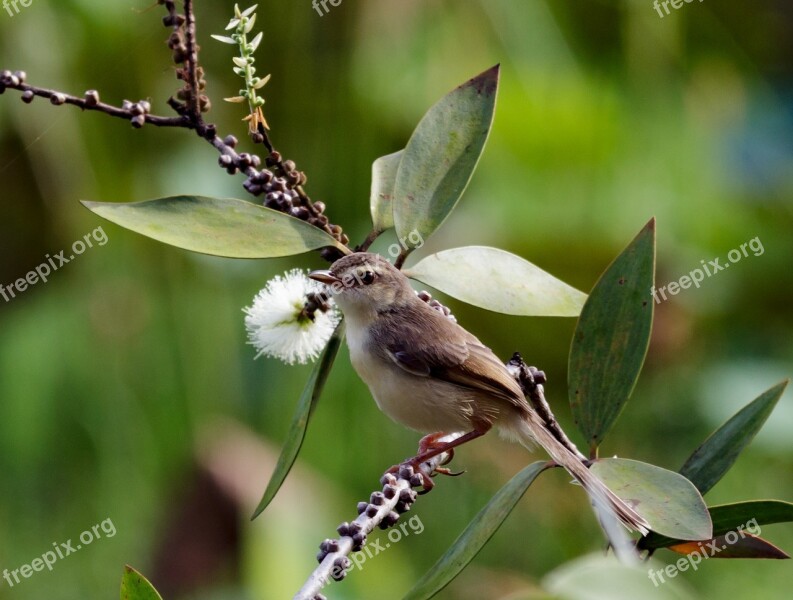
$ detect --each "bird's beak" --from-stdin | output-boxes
[309,269,341,285]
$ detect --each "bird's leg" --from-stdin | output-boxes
[417,433,464,477]
[407,427,489,467]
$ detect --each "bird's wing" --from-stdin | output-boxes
[375,308,529,411]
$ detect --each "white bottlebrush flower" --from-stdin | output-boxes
[244,269,340,365]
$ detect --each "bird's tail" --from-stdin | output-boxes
[507,414,651,536]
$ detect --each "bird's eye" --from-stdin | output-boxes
[360,271,376,285]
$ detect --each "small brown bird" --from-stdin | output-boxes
[310,252,650,534]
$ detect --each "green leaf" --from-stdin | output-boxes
[404,246,587,317]
[403,462,547,600]
[250,323,344,520]
[568,219,655,451]
[370,150,403,233]
[120,565,163,600]
[392,65,499,253]
[640,500,793,550]
[668,534,789,559]
[81,196,348,259]
[544,555,696,600]
[591,458,711,541]
[679,380,788,495]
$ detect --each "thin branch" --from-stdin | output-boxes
[356,228,381,253]
[182,0,203,120]
[293,435,462,600]
[507,352,588,462]
[0,3,351,261]
[0,75,185,127]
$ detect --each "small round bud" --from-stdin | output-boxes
[348,521,363,535]
[236,152,253,169]
[13,70,26,83]
[380,473,398,487]
[331,557,351,581]
[313,201,325,214]
[138,100,151,114]
[357,501,368,515]
[21,90,34,104]
[336,522,350,537]
[370,492,385,506]
[399,488,418,504]
[351,532,366,551]
[218,154,233,167]
[382,485,397,500]
[130,115,145,128]
[283,159,296,172]
[381,511,400,528]
[84,90,100,106]
[243,180,263,196]
[319,538,339,553]
[223,134,238,148]
[122,99,133,111]
[251,132,265,144]
[398,464,415,480]
[202,124,217,140]
[340,233,350,245]
[290,206,309,220]
[365,504,378,518]
[50,93,66,106]
[410,473,425,487]
[256,169,273,184]
[130,103,145,116]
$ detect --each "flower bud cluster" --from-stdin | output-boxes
[313,466,426,575]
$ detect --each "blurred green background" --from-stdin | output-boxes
[1,1,792,598]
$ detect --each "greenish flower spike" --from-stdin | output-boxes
[211,4,270,131]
